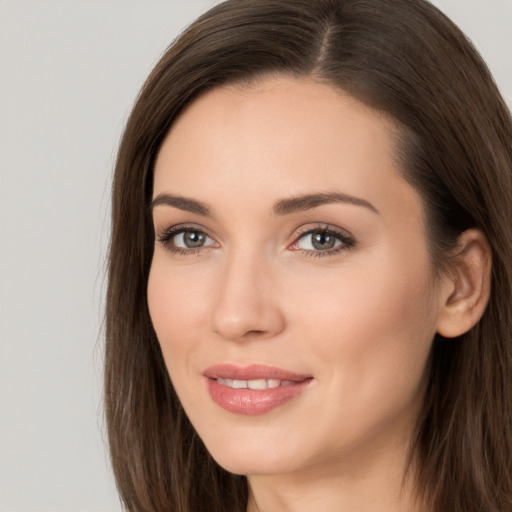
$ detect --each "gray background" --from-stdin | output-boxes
[0,1,510,511]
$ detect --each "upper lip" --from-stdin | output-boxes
[203,364,311,382]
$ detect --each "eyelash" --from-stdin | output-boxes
[156,224,356,258]
[292,225,356,258]
[156,224,214,256]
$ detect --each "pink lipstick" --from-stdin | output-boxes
[204,364,313,415]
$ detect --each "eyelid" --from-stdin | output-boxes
[156,223,218,253]
[155,222,355,257]
[289,224,356,256]
[156,222,209,241]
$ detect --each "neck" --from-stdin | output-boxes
[246,437,425,512]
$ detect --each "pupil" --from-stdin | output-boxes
[312,231,335,250]
[184,231,205,248]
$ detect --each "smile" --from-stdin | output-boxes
[204,364,313,415]
[217,378,295,389]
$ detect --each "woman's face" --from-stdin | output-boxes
[148,77,447,479]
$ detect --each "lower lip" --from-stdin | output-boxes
[206,378,312,415]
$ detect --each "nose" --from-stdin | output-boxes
[210,248,286,342]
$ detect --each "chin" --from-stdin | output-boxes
[199,428,308,477]
[211,451,292,477]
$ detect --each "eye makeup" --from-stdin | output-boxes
[289,224,356,258]
[156,223,217,256]
[155,222,356,258]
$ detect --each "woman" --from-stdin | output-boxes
[105,0,512,511]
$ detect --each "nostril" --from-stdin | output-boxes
[245,330,266,336]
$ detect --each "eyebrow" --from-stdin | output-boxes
[150,193,211,216]
[272,192,379,216]
[149,191,378,217]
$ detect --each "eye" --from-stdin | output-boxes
[291,226,355,256]
[157,225,216,253]
[174,230,213,248]
[298,230,341,251]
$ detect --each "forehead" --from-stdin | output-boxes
[153,76,421,225]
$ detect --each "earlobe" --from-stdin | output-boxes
[436,229,492,338]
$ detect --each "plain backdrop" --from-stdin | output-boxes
[0,1,510,511]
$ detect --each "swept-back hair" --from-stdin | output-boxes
[105,1,512,510]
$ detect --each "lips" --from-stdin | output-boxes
[204,364,313,415]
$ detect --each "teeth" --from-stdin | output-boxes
[217,378,291,389]
[232,380,247,389]
[248,379,267,390]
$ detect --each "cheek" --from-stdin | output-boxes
[289,251,437,408]
[147,256,209,372]
[332,267,433,344]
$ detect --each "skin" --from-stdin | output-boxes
[147,77,489,512]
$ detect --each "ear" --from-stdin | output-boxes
[436,229,492,338]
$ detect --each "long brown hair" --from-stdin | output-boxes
[105,1,512,510]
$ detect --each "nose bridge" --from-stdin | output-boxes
[210,243,284,341]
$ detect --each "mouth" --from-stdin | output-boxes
[203,364,313,415]
[216,378,297,389]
